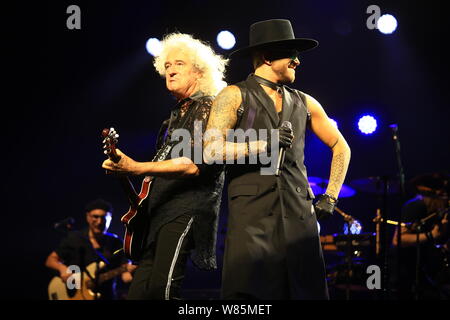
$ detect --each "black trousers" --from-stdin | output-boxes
[126,214,194,300]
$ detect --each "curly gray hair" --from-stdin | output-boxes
[154,33,228,96]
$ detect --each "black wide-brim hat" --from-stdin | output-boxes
[230,19,318,57]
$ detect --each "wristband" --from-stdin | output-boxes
[323,193,338,204]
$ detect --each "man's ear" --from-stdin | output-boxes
[263,56,272,66]
[194,68,203,79]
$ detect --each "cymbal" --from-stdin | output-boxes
[308,177,356,198]
[349,176,400,194]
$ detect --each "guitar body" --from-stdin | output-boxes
[48,263,104,300]
[121,176,153,261]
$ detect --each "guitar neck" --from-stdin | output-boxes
[97,265,128,284]
[118,176,139,205]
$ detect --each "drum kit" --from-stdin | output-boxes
[311,175,401,299]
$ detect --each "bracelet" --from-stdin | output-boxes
[426,231,434,242]
[323,193,338,204]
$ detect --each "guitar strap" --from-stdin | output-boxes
[155,118,170,150]
[94,249,110,265]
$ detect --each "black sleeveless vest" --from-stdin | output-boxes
[221,74,328,299]
[228,74,315,219]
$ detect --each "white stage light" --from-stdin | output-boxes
[217,31,236,50]
[146,38,162,57]
[377,14,397,34]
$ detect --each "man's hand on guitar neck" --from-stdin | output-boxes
[102,148,143,176]
[121,263,137,283]
[102,148,200,178]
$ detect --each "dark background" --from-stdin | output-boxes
[3,0,449,299]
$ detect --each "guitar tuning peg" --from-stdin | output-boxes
[103,150,108,155]
[114,134,119,138]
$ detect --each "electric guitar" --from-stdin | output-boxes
[48,262,127,300]
[102,128,172,261]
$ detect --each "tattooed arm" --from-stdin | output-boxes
[203,85,267,163]
[306,93,351,199]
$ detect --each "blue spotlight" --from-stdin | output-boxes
[358,115,378,135]
[146,38,162,57]
[377,14,398,34]
[216,30,236,50]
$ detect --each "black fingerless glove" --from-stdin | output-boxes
[267,125,294,153]
[314,194,338,221]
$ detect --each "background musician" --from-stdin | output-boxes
[45,199,134,300]
[391,173,449,299]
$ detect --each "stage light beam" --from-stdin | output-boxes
[216,31,236,50]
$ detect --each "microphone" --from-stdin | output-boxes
[54,217,75,231]
[275,121,292,176]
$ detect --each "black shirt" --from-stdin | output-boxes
[145,91,225,270]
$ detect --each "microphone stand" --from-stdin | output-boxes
[370,175,391,299]
[381,175,390,299]
[414,223,423,300]
[390,124,407,300]
[335,207,356,300]
[345,220,352,300]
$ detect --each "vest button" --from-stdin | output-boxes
[296,186,302,193]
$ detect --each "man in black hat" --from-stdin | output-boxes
[391,173,449,299]
[203,19,351,299]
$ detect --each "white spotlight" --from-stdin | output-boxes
[146,38,162,57]
[329,118,338,129]
[216,30,236,50]
[377,14,398,34]
[358,115,378,135]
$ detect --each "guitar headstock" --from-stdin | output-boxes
[102,127,121,163]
